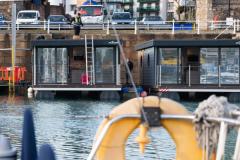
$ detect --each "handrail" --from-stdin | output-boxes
[0,19,239,34]
[87,113,240,160]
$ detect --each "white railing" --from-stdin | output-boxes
[87,114,240,160]
[0,19,239,35]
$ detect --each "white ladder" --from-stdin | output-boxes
[85,35,95,85]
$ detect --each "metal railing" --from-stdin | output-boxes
[156,65,240,87]
[87,113,240,160]
[0,19,239,35]
[35,64,120,85]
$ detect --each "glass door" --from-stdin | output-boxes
[95,47,116,84]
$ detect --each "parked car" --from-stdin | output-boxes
[111,12,133,24]
[16,10,40,25]
[141,16,165,25]
[47,15,70,25]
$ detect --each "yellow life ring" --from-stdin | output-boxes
[94,96,215,160]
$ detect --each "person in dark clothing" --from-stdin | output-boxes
[71,12,83,36]
[126,59,133,84]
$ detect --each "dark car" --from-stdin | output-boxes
[47,15,70,25]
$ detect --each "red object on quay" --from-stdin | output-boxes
[0,66,27,83]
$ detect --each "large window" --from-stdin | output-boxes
[200,48,218,84]
[159,48,181,84]
[95,47,116,84]
[37,48,68,84]
[220,48,239,84]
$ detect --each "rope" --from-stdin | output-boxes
[193,95,239,159]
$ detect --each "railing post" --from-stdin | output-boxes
[188,65,191,87]
[233,19,236,34]
[159,65,161,86]
[218,65,221,87]
[43,20,46,30]
[117,64,121,85]
[233,127,240,160]
[107,19,110,35]
[102,22,105,30]
[197,19,200,34]
[172,19,175,35]
[237,19,240,31]
[134,19,137,34]
[58,24,61,31]
[47,19,50,34]
[8,22,10,30]
[211,20,214,30]
[216,122,228,160]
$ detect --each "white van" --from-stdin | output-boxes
[16,10,40,24]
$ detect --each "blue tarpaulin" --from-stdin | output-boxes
[32,0,41,6]
[174,23,193,30]
[82,0,98,5]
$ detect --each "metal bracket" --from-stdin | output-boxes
[141,107,161,127]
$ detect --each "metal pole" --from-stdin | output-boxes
[43,20,46,30]
[107,19,109,35]
[237,19,240,31]
[159,65,162,86]
[233,19,236,34]
[11,3,16,94]
[218,65,221,87]
[172,19,175,35]
[85,34,88,85]
[216,122,228,160]
[188,65,191,87]
[91,35,94,85]
[47,19,50,34]
[233,127,240,160]
[134,19,137,34]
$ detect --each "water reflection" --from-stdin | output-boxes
[0,96,237,160]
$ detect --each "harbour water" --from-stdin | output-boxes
[0,96,238,160]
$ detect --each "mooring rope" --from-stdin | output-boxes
[91,1,162,159]
[193,95,240,159]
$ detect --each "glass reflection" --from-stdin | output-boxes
[200,48,218,84]
[95,47,116,84]
[37,48,68,84]
[159,48,180,84]
[220,48,239,84]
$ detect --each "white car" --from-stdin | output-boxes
[111,12,133,25]
[16,10,40,25]
[141,16,165,25]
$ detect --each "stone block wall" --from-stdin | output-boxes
[0,1,27,20]
[0,31,235,85]
[196,0,213,30]
[196,0,240,30]
[212,0,240,20]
